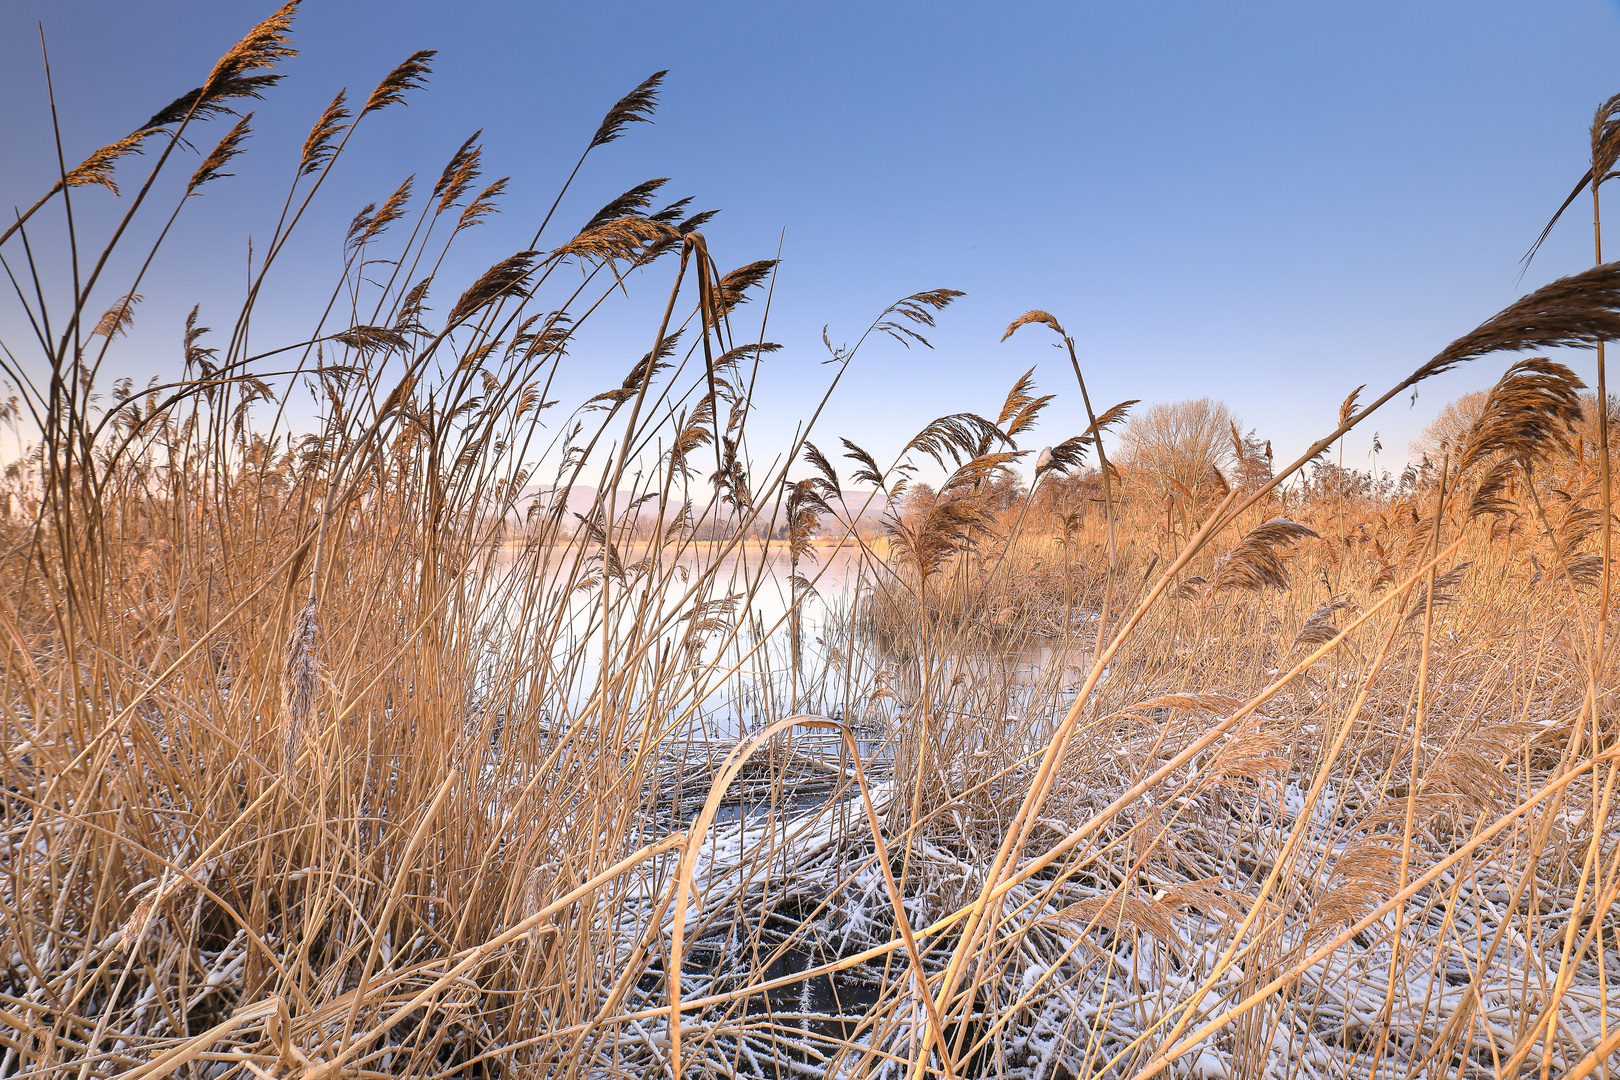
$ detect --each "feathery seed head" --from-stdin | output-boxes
[188,114,253,193]
[710,260,778,325]
[354,175,414,246]
[583,178,670,233]
[93,294,144,339]
[141,2,300,132]
[447,251,541,326]
[1211,518,1320,592]
[434,132,483,208]
[1413,262,1620,386]
[801,442,841,492]
[1458,357,1585,472]
[55,132,153,197]
[299,90,349,175]
[362,49,435,116]
[1035,436,1090,477]
[590,71,668,149]
[1338,384,1366,428]
[1592,92,1620,179]
[1001,309,1065,342]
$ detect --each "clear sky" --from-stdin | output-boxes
[5,1,1620,481]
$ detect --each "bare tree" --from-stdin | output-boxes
[1408,387,1620,495]
[1409,389,1487,467]
[1118,397,1242,502]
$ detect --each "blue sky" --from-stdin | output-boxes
[4,1,1620,479]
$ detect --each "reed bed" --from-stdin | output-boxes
[2,7,1619,1078]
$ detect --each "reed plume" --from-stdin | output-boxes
[840,438,887,490]
[1457,357,1586,471]
[187,114,254,193]
[451,178,505,233]
[54,131,153,196]
[354,175,414,245]
[1415,262,1620,383]
[582,177,670,231]
[1034,434,1091,477]
[1210,517,1319,592]
[143,0,300,129]
[886,495,992,581]
[874,287,965,348]
[91,293,142,338]
[446,250,540,325]
[433,132,483,210]
[999,308,1063,341]
[801,440,840,489]
[1405,561,1470,623]
[1466,456,1519,520]
[551,216,676,265]
[995,367,1055,443]
[1292,596,1356,649]
[299,90,349,175]
[710,259,779,323]
[361,49,436,116]
[590,70,668,149]
[1337,384,1366,427]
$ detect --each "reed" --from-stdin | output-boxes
[2,8,1619,1079]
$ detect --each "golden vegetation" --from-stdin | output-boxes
[2,6,1619,1079]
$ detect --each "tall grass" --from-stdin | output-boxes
[2,7,1620,1079]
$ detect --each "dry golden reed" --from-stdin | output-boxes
[2,8,1620,1080]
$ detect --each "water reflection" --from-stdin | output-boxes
[480,537,1100,767]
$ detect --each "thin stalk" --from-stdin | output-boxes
[1594,176,1613,751]
[1059,333,1118,647]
